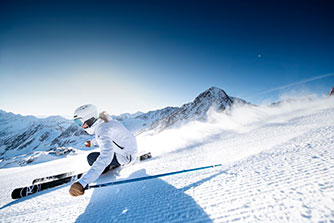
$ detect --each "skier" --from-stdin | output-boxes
[69,104,138,196]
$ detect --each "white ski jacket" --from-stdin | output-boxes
[78,117,138,188]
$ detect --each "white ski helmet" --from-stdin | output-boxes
[73,104,98,127]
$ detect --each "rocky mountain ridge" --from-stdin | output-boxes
[147,87,246,132]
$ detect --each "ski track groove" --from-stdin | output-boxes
[180,126,334,222]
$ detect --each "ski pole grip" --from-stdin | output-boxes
[85,140,91,147]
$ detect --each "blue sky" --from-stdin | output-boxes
[0,0,333,117]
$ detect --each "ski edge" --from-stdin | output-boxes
[32,171,75,184]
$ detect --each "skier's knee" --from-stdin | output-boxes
[87,152,100,166]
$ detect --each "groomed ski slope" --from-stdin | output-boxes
[0,97,333,222]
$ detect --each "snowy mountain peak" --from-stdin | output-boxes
[193,86,232,107]
[195,86,229,100]
[148,87,242,132]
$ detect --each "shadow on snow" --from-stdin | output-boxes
[75,168,226,223]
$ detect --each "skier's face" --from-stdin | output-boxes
[82,123,89,129]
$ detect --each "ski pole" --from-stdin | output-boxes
[86,164,222,189]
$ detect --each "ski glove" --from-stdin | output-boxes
[85,140,91,147]
[69,182,85,196]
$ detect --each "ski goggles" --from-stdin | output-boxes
[74,118,84,127]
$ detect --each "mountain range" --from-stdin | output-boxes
[0,87,246,168]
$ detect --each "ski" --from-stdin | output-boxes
[11,173,83,199]
[139,152,152,161]
[31,152,152,184]
[32,171,75,184]
[11,152,152,199]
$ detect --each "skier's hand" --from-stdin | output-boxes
[85,140,91,147]
[69,182,85,196]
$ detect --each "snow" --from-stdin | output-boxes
[0,97,333,222]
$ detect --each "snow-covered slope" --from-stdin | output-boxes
[0,96,333,222]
